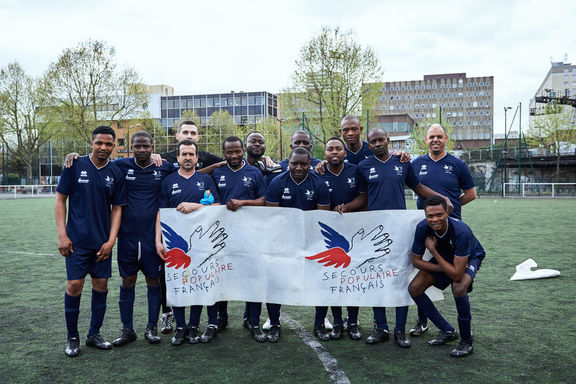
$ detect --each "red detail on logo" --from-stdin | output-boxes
[306,247,351,268]
[165,248,191,269]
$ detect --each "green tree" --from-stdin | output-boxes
[283,26,383,144]
[0,62,53,183]
[529,103,576,181]
[204,110,244,155]
[44,39,149,142]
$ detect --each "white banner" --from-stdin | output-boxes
[160,206,443,307]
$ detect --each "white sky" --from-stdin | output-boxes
[1,0,575,134]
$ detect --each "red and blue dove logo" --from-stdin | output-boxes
[161,223,191,269]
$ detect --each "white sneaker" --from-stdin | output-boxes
[324,317,333,331]
[263,318,271,331]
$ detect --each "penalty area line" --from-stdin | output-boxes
[281,313,351,384]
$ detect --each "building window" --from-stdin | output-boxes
[407,86,411,90]
[467,82,471,87]
[441,84,445,89]
[486,81,491,86]
[390,106,394,110]
[473,82,478,87]
[479,82,484,87]
[415,86,419,90]
[382,86,386,91]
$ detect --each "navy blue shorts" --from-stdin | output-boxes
[117,238,163,279]
[431,257,482,291]
[65,247,112,280]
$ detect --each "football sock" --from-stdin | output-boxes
[346,306,359,325]
[217,301,228,320]
[373,307,389,330]
[266,303,281,326]
[455,295,473,343]
[394,306,409,333]
[315,306,328,326]
[146,285,162,328]
[119,285,135,330]
[173,307,186,328]
[243,302,250,320]
[247,302,262,327]
[188,305,202,328]
[412,293,454,333]
[331,307,344,326]
[160,273,170,313]
[88,289,108,337]
[417,307,428,324]
[207,304,218,325]
[64,292,81,339]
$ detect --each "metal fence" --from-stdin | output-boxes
[503,183,576,197]
[0,184,58,198]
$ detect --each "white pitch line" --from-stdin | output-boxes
[281,313,351,384]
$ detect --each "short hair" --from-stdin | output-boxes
[245,131,265,142]
[325,137,346,147]
[291,130,311,141]
[341,115,360,125]
[92,126,115,140]
[177,120,198,133]
[222,136,243,151]
[428,123,446,134]
[177,139,198,156]
[289,146,311,161]
[131,131,153,143]
[423,195,447,211]
[368,127,387,138]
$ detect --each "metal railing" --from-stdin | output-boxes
[503,183,576,198]
[0,185,58,198]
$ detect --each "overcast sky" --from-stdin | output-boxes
[1,0,574,134]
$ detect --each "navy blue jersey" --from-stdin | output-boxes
[160,171,221,208]
[114,157,175,240]
[344,141,373,165]
[56,156,127,249]
[266,171,330,210]
[412,217,485,264]
[212,161,266,203]
[412,153,475,219]
[358,155,419,210]
[319,162,360,209]
[278,157,322,172]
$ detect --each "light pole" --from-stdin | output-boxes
[502,106,512,194]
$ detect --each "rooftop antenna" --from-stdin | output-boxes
[564,53,568,63]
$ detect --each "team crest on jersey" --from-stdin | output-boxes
[282,187,291,200]
[153,170,162,180]
[443,164,453,174]
[218,175,226,188]
[126,169,136,180]
[242,176,252,187]
[347,177,356,188]
[196,181,206,191]
[419,164,427,175]
[368,167,378,180]
[171,183,181,195]
[305,189,315,201]
[78,170,89,183]
[394,165,404,176]
[105,176,114,187]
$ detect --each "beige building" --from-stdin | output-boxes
[368,73,494,148]
[529,61,576,117]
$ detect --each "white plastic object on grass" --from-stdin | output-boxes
[510,258,560,281]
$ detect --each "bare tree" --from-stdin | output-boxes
[0,62,53,182]
[283,26,383,144]
[44,40,149,142]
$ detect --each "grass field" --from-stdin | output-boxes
[0,197,575,384]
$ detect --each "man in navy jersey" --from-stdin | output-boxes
[357,128,452,348]
[212,136,267,341]
[409,196,485,357]
[156,140,221,346]
[314,137,366,341]
[409,124,476,337]
[266,147,331,342]
[245,131,282,187]
[339,115,373,165]
[278,131,322,172]
[55,126,127,357]
[109,132,175,347]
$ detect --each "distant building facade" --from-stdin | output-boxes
[367,73,494,148]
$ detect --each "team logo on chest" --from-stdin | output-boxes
[305,189,315,201]
[368,167,378,180]
[105,175,114,188]
[419,164,427,175]
[78,170,89,183]
[347,177,356,188]
[196,181,206,191]
[171,183,181,195]
[325,180,332,193]
[394,165,404,176]
[153,170,162,180]
[282,187,291,200]
[443,164,453,174]
[218,175,226,188]
[126,169,136,180]
[242,176,252,187]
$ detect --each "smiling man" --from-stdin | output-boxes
[339,115,373,165]
[408,196,485,357]
[55,126,127,357]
